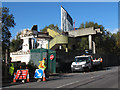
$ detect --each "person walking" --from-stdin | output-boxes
[9,63,14,82]
[37,57,47,82]
[38,57,46,70]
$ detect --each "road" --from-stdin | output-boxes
[2,66,119,89]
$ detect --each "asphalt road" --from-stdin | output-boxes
[2,66,119,89]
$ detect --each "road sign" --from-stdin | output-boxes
[34,69,44,79]
[15,69,28,80]
[50,55,54,60]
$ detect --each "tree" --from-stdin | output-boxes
[10,32,23,52]
[79,22,84,29]
[40,24,59,32]
[41,26,48,32]
[77,21,113,54]
[76,37,89,50]
[116,32,120,49]
[112,32,120,55]
[2,7,16,60]
[78,21,120,54]
[85,21,89,28]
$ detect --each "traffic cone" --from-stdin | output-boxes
[42,70,46,81]
[27,72,29,82]
[13,72,16,83]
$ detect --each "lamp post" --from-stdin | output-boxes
[40,40,43,61]
[47,40,49,72]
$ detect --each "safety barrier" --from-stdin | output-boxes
[13,67,29,83]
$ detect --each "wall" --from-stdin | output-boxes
[22,38,30,51]
[10,54,30,64]
[56,50,119,73]
[37,39,48,49]
[47,28,60,38]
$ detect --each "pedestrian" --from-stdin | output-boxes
[37,57,47,82]
[9,58,15,82]
[38,57,46,70]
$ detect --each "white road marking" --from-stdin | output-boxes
[90,75,101,79]
[56,74,104,88]
[56,81,79,88]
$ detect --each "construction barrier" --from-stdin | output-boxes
[13,68,29,83]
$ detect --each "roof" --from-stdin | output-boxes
[75,55,91,58]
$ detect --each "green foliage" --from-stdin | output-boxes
[76,37,89,50]
[40,24,59,32]
[10,32,23,52]
[79,22,84,29]
[111,32,120,55]
[2,7,16,59]
[116,32,120,48]
[41,26,48,32]
[85,21,89,28]
[77,21,104,52]
[77,21,119,55]
[79,21,104,31]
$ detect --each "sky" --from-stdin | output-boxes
[2,2,118,39]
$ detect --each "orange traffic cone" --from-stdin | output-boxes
[13,72,16,83]
[27,72,29,82]
[42,70,46,81]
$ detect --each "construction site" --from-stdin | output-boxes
[9,6,118,74]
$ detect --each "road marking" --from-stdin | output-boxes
[91,75,102,79]
[56,74,105,88]
[56,81,79,88]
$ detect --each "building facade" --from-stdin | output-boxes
[61,6,73,32]
[10,26,51,64]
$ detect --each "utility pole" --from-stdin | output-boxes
[73,19,76,30]
[5,49,8,66]
[47,40,50,73]
[5,49,8,81]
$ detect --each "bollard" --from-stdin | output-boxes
[13,72,16,83]
[42,70,46,81]
[27,72,29,82]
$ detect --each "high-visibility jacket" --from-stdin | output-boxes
[9,63,14,76]
[38,60,46,70]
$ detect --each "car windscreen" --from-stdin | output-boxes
[75,57,89,62]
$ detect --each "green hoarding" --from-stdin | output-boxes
[30,48,56,73]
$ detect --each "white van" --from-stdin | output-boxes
[71,55,93,72]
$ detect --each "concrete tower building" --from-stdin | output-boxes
[61,6,73,32]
